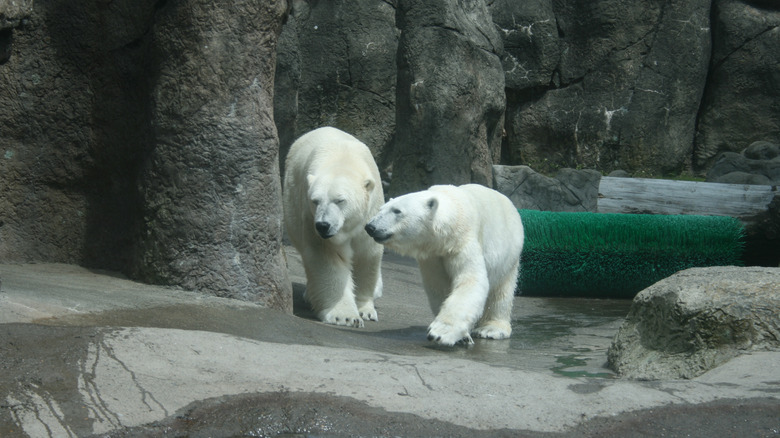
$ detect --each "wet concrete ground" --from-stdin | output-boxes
[1,248,779,437]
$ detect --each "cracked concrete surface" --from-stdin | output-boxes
[1,248,779,437]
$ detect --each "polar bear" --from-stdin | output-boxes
[283,127,384,327]
[365,184,524,346]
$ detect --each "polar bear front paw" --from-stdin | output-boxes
[320,306,364,328]
[427,319,473,346]
[357,300,378,322]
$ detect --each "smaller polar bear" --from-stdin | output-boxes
[283,127,384,327]
[365,184,524,346]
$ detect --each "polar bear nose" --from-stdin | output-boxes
[364,223,376,236]
[315,221,332,237]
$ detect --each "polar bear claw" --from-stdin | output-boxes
[427,319,474,346]
[473,322,512,340]
[320,304,364,328]
[357,300,379,321]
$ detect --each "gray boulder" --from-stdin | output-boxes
[694,0,780,170]
[608,266,780,380]
[744,140,780,161]
[492,165,601,212]
[390,0,505,196]
[706,142,780,185]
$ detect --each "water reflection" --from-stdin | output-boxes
[434,297,634,378]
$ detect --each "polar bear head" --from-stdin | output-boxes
[364,187,460,258]
[307,172,376,241]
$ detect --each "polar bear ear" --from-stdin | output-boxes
[307,174,316,186]
[429,196,452,236]
[364,178,375,192]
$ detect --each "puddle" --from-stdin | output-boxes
[552,354,615,378]
[509,297,632,377]
[402,297,633,377]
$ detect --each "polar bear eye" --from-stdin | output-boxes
[391,208,402,215]
[311,199,320,206]
[334,198,346,205]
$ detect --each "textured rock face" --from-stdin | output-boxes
[272,0,780,185]
[0,0,32,63]
[390,0,505,195]
[135,1,292,307]
[493,0,712,175]
[0,1,292,310]
[608,267,780,380]
[273,0,398,172]
[1,1,157,267]
[694,0,780,170]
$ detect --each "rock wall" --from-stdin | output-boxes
[273,0,398,175]
[1,0,154,268]
[2,0,779,306]
[390,0,505,195]
[135,1,291,306]
[694,0,780,170]
[0,0,291,310]
[275,0,780,186]
[497,0,713,175]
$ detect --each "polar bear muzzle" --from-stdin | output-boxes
[313,202,344,239]
[315,220,336,239]
[364,222,393,244]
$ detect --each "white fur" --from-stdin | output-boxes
[366,184,524,346]
[283,127,384,327]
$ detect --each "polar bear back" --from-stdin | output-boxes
[430,184,524,280]
[284,126,380,190]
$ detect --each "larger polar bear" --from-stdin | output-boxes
[365,184,524,346]
[283,127,385,327]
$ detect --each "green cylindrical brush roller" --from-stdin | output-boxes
[518,210,745,298]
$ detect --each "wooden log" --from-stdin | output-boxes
[598,177,777,221]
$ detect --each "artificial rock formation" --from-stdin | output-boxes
[608,266,780,380]
[694,0,780,170]
[273,0,398,173]
[494,0,712,175]
[135,1,291,307]
[0,1,292,310]
[274,0,780,183]
[390,0,505,195]
[492,165,601,212]
[707,141,780,186]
